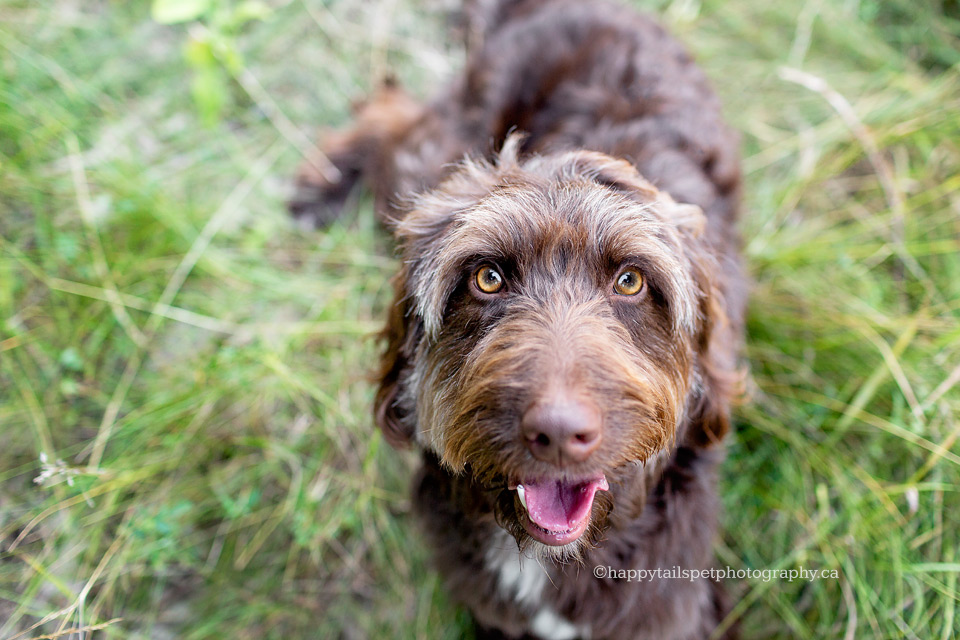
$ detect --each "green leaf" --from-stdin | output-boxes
[151,0,212,25]
[232,1,272,26]
[191,64,229,127]
[59,347,83,372]
[184,35,216,67]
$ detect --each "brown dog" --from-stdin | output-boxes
[292,1,746,637]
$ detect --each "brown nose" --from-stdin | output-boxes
[521,398,602,465]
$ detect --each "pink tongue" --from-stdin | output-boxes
[523,477,608,532]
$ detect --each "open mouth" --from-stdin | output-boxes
[510,476,609,546]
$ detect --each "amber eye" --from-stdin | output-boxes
[474,265,504,294]
[613,268,644,296]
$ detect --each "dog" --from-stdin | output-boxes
[291,1,746,638]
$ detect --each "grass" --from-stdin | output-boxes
[0,0,958,638]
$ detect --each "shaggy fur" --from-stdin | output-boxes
[292,1,746,638]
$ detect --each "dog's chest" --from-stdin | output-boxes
[485,531,591,640]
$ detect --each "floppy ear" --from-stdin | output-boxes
[685,249,744,447]
[628,163,741,447]
[565,151,660,199]
[374,266,420,448]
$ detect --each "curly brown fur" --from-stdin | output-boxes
[293,1,746,638]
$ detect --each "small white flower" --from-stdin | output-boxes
[34,454,83,488]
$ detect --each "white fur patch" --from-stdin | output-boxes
[485,530,549,609]
[530,608,590,640]
[485,531,592,639]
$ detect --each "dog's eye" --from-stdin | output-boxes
[613,268,644,296]
[474,265,504,294]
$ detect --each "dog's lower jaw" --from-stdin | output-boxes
[414,444,732,639]
[518,535,592,565]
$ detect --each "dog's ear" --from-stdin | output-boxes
[568,150,710,238]
[567,151,660,198]
[374,266,420,448]
[685,253,744,447]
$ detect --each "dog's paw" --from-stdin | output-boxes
[287,162,360,230]
[288,80,425,229]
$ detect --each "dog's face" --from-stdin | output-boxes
[376,139,732,559]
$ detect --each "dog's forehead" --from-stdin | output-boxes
[448,180,677,268]
[474,181,651,243]
[409,179,700,339]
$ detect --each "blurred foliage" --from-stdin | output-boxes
[153,0,274,125]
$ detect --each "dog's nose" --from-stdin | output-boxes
[521,398,602,465]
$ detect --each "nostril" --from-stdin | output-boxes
[532,433,551,447]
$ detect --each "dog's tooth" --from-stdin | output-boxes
[516,484,527,511]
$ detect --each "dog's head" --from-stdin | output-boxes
[376,137,737,559]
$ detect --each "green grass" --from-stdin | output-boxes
[1,0,958,638]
